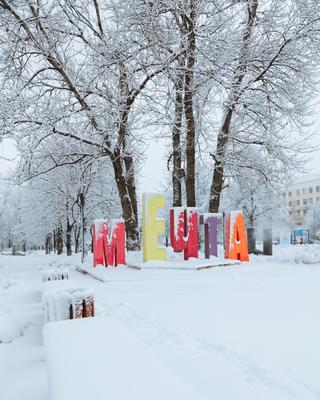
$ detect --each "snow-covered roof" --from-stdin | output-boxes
[295,174,320,184]
[287,174,320,190]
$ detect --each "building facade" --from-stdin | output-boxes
[284,174,320,227]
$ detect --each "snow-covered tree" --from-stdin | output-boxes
[0,0,319,238]
[0,0,171,249]
[207,0,320,212]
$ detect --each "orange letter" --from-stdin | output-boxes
[225,211,249,262]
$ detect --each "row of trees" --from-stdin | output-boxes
[0,159,120,254]
[0,0,319,253]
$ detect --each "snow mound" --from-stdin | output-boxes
[252,244,320,264]
[0,312,22,343]
[0,277,23,291]
[290,245,320,264]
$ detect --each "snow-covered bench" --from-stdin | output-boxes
[43,317,206,400]
[42,280,94,322]
[42,268,69,282]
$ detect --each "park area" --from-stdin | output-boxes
[2,2,320,399]
[1,245,320,400]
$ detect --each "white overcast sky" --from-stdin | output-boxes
[0,138,16,176]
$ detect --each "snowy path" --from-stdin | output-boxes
[86,263,320,400]
[1,251,320,399]
[0,255,49,400]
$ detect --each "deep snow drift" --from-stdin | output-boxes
[1,245,320,400]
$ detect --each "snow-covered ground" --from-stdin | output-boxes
[1,245,320,399]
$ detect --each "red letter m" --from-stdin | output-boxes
[93,219,126,267]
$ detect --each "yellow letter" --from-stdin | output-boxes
[142,193,167,262]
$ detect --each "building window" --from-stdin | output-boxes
[317,197,320,202]
[296,200,300,206]
[310,198,314,204]
[289,211,292,216]
[303,199,307,205]
[317,186,320,193]
[288,191,292,197]
[309,187,313,194]
[302,188,306,194]
[289,201,292,207]
[304,209,308,216]
[296,189,300,196]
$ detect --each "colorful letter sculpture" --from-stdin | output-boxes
[93,219,126,267]
[224,211,249,262]
[92,193,250,268]
[200,213,222,258]
[170,207,198,260]
[142,193,167,262]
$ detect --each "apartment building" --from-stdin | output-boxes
[284,174,320,227]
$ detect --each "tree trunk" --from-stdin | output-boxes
[112,151,139,251]
[172,72,184,207]
[115,62,140,251]
[79,192,88,263]
[184,0,196,207]
[74,226,80,254]
[124,154,139,229]
[247,228,256,254]
[208,0,259,212]
[209,108,233,212]
[45,233,52,254]
[53,230,56,253]
[56,224,63,255]
[90,225,94,253]
[66,218,72,256]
